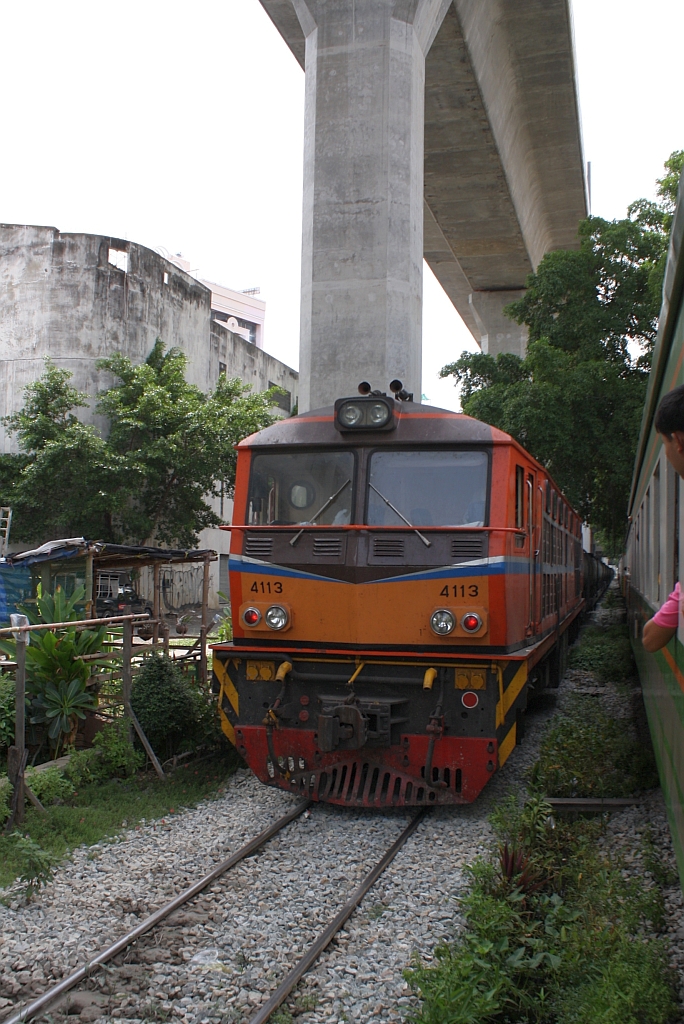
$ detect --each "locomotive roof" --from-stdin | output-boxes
[238,401,513,448]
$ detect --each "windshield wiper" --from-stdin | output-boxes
[368,482,431,547]
[290,478,352,546]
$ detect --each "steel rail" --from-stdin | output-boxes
[248,807,428,1024]
[2,800,312,1024]
[545,797,640,811]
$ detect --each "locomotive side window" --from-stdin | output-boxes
[515,466,525,530]
[366,450,488,526]
[247,451,355,526]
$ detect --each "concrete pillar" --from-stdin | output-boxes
[294,0,451,411]
[468,290,529,359]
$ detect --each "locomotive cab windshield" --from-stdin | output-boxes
[247,450,354,526]
[246,447,489,529]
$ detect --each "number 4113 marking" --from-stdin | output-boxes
[250,580,283,594]
[441,584,478,597]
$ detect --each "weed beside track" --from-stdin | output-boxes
[0,753,240,893]
[406,592,682,1024]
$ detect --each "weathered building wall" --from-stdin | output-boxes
[0,224,212,449]
[0,223,299,609]
[212,320,298,412]
[0,224,298,450]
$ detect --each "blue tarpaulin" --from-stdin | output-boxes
[0,562,33,624]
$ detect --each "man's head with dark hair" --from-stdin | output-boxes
[655,384,684,437]
[656,385,684,479]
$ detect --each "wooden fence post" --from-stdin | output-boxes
[121,618,165,781]
[122,619,133,747]
[5,617,28,832]
[200,556,211,686]
[153,563,161,646]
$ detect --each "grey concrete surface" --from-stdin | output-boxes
[469,290,527,359]
[294,0,451,411]
[260,0,586,386]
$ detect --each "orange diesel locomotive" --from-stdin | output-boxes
[212,386,596,807]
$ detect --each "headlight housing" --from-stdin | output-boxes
[265,605,289,630]
[334,396,395,431]
[430,609,455,635]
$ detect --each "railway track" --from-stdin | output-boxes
[2,801,428,1024]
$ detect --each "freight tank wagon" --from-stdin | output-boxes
[212,388,593,807]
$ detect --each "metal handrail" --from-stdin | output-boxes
[0,613,151,637]
[221,524,525,533]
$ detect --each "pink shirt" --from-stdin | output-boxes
[652,582,682,629]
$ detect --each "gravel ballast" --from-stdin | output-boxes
[1,610,682,1023]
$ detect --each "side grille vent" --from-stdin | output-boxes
[244,536,273,558]
[450,534,485,560]
[312,536,342,557]
[373,536,405,558]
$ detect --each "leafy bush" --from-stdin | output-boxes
[31,675,98,755]
[0,586,111,755]
[529,695,658,798]
[406,796,677,1024]
[64,722,143,785]
[9,831,57,899]
[0,675,16,752]
[0,775,9,823]
[556,936,677,1024]
[65,747,103,788]
[568,623,634,684]
[131,655,210,759]
[92,719,143,778]
[24,764,74,804]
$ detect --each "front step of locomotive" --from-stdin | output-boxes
[213,654,514,807]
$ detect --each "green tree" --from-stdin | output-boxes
[441,151,684,553]
[97,341,276,546]
[0,362,126,541]
[0,343,276,546]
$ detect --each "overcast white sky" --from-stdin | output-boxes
[0,0,682,410]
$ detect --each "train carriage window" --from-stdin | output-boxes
[248,450,355,526]
[545,481,551,514]
[515,466,525,530]
[366,449,488,526]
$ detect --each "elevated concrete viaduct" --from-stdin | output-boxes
[259,0,586,410]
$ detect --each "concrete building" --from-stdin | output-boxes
[259,0,587,409]
[168,254,267,351]
[0,223,299,606]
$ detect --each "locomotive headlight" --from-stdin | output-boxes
[265,605,289,630]
[430,609,455,635]
[334,396,395,431]
[243,607,261,627]
[368,402,390,426]
[338,402,363,427]
[461,612,483,633]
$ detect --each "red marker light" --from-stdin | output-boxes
[462,691,479,709]
[243,607,261,626]
[461,613,482,633]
